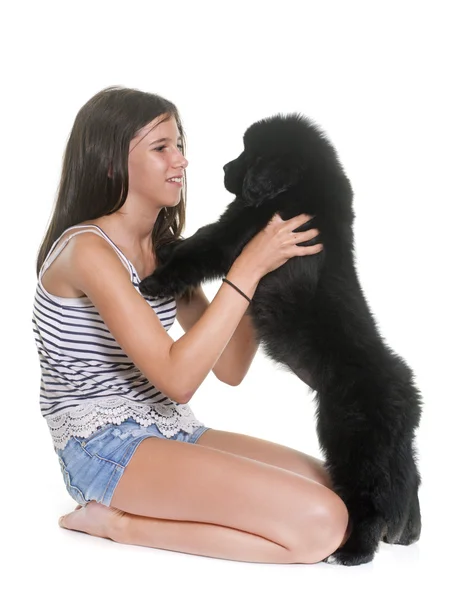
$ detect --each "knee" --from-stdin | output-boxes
[292,491,350,564]
[310,493,349,563]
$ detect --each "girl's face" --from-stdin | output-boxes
[127,114,188,208]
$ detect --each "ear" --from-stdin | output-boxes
[242,156,302,206]
[107,163,113,178]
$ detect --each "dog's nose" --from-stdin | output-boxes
[223,161,231,174]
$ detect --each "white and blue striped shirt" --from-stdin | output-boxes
[32,224,204,450]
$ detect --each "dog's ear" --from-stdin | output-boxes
[242,156,303,206]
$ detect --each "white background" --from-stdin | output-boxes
[2,0,453,598]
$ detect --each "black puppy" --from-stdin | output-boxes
[139,113,422,566]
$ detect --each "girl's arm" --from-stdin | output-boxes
[176,285,259,386]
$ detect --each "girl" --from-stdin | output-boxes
[33,86,349,564]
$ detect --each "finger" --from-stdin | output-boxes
[295,212,314,223]
[296,228,320,242]
[298,243,323,255]
[285,229,319,245]
[286,213,314,231]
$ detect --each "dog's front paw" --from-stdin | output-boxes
[139,266,189,299]
[156,239,185,265]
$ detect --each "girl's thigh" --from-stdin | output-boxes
[110,429,347,552]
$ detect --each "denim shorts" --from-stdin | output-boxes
[55,418,211,507]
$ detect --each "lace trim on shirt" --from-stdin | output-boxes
[46,397,205,450]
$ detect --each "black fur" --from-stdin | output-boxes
[139,113,422,566]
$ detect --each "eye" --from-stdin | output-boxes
[155,144,184,152]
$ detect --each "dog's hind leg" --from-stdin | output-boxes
[382,446,422,546]
[325,508,385,566]
[397,488,421,545]
[383,486,421,546]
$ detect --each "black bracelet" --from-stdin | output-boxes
[222,278,252,303]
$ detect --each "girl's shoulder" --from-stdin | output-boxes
[40,220,121,299]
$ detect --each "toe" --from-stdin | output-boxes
[58,504,84,529]
[58,514,68,528]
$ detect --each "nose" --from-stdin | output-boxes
[177,152,188,169]
[223,161,232,174]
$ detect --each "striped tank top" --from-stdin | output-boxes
[32,224,204,451]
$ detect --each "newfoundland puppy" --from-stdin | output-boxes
[139,113,422,566]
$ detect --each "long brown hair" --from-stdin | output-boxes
[36,86,188,277]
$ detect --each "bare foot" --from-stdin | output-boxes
[58,501,127,541]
